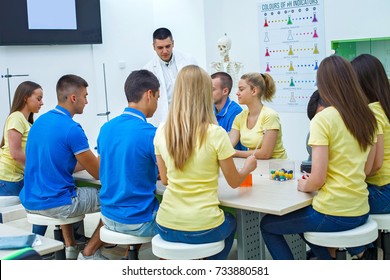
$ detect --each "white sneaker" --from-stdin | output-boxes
[77,248,108,260]
[65,246,79,260]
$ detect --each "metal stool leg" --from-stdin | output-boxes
[374,230,382,249]
[382,231,390,260]
[54,225,66,260]
[335,248,347,260]
[128,245,139,260]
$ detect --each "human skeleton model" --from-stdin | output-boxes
[211,34,243,84]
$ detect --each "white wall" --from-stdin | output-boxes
[323,0,390,53]
[1,0,389,159]
[153,0,206,68]
[0,45,100,144]
[0,0,206,149]
[203,0,390,160]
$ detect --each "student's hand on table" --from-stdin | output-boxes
[297,173,310,193]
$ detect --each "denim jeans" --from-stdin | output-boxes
[368,183,390,214]
[32,225,48,236]
[157,211,236,260]
[260,205,369,260]
[0,179,24,196]
[102,211,158,237]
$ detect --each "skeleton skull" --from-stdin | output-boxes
[217,34,231,58]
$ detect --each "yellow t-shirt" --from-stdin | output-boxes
[367,102,390,187]
[154,124,235,231]
[0,111,31,182]
[309,107,370,216]
[232,106,287,159]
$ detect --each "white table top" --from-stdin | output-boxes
[73,159,313,216]
[217,158,313,215]
[218,174,313,215]
[0,223,64,258]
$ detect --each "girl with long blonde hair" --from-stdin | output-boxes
[154,65,256,259]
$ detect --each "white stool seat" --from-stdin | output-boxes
[27,213,85,225]
[152,234,225,260]
[369,214,390,230]
[100,226,153,244]
[0,204,26,223]
[0,196,20,207]
[304,218,378,248]
[26,213,85,260]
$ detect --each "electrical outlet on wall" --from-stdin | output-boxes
[119,61,126,69]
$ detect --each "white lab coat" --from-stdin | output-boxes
[143,50,197,127]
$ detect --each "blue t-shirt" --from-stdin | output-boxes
[215,98,246,150]
[215,97,242,132]
[20,106,90,210]
[97,108,159,224]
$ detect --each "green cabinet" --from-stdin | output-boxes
[331,37,390,80]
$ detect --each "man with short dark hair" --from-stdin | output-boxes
[20,74,106,260]
[211,71,245,150]
[97,70,160,259]
[143,27,197,127]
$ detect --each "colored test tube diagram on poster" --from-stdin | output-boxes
[258,0,325,113]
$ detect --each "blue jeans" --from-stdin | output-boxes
[102,211,158,237]
[260,205,369,260]
[0,179,24,196]
[368,183,390,214]
[32,224,48,236]
[157,212,236,260]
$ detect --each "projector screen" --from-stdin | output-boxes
[0,0,102,45]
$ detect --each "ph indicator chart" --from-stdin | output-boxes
[258,0,325,113]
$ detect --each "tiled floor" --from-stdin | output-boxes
[4,212,238,260]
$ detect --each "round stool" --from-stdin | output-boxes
[100,226,153,260]
[26,213,85,260]
[304,218,378,260]
[370,214,390,260]
[27,213,85,226]
[151,234,225,260]
[0,196,20,207]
